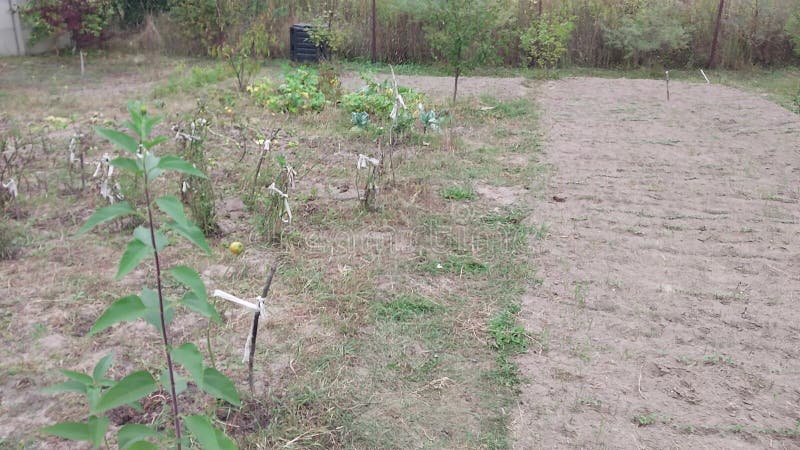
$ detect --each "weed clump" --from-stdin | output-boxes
[0,222,21,260]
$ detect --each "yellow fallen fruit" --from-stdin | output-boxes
[229,241,244,255]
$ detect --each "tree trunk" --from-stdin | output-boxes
[453,68,460,103]
[371,0,377,63]
[538,0,542,16]
[707,0,725,69]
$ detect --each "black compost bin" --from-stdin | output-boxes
[290,23,327,62]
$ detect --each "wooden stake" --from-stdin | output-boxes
[80,51,85,77]
[246,262,278,394]
[665,70,670,101]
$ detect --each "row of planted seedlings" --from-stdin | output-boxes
[37,64,446,448]
[0,112,135,260]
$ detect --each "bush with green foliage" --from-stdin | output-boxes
[521,14,575,68]
[167,0,226,53]
[21,0,112,48]
[119,0,169,28]
[603,1,690,66]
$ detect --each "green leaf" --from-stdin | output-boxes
[170,266,207,301]
[87,415,109,449]
[180,292,221,323]
[170,343,204,386]
[201,368,240,406]
[117,239,151,280]
[92,371,157,414]
[118,424,159,450]
[142,115,162,139]
[128,441,160,450]
[183,415,237,450]
[157,156,207,179]
[41,422,91,442]
[41,380,88,395]
[89,295,147,336]
[60,369,93,385]
[140,288,174,333]
[92,354,114,382]
[86,386,102,412]
[133,226,168,252]
[143,135,168,150]
[126,102,144,133]
[160,367,188,395]
[156,195,189,227]
[96,127,139,153]
[123,119,141,140]
[144,151,162,181]
[110,157,142,175]
[167,221,212,255]
[78,202,136,234]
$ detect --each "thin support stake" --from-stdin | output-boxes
[247,262,278,394]
[665,70,670,101]
[700,69,710,84]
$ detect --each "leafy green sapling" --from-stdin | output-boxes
[42,102,239,450]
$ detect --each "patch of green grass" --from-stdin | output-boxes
[373,294,441,322]
[487,355,524,388]
[441,185,476,200]
[420,254,488,276]
[478,95,536,120]
[481,208,528,226]
[488,306,528,354]
[0,222,22,260]
[703,353,736,366]
[152,62,230,97]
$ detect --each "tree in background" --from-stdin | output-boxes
[167,0,227,54]
[603,0,690,67]
[21,0,113,49]
[118,0,170,28]
[786,11,800,57]
[424,0,500,102]
[520,13,575,68]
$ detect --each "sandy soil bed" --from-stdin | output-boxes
[513,78,800,448]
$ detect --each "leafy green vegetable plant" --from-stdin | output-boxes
[340,75,423,121]
[259,66,326,114]
[351,111,370,130]
[42,102,239,450]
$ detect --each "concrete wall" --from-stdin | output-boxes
[0,0,25,55]
[0,0,70,56]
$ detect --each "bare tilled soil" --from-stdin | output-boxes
[513,78,800,448]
